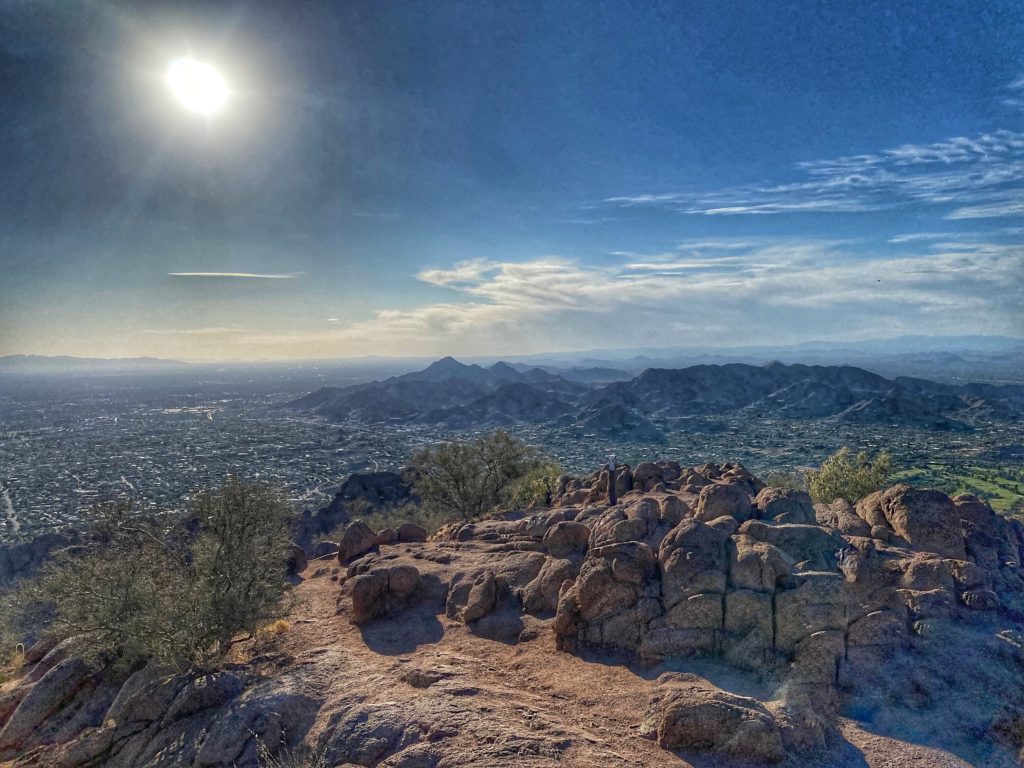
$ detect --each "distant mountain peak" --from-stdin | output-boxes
[425,356,469,371]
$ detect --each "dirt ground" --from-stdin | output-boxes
[252,555,989,768]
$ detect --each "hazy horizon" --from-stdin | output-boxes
[2,1,1022,361]
[2,332,1023,369]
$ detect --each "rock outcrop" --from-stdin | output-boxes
[345,460,1024,763]
[0,656,319,767]
[6,461,1024,767]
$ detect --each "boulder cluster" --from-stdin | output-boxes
[338,460,1024,762]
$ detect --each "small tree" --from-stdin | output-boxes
[183,478,294,665]
[807,447,892,504]
[5,478,293,671]
[409,430,560,521]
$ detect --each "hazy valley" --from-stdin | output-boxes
[2,340,1023,545]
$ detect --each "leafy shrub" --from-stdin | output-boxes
[409,430,561,522]
[807,447,892,504]
[5,478,293,671]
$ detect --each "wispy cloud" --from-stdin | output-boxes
[279,237,1022,355]
[143,235,1023,359]
[606,128,1024,218]
[167,272,297,279]
[945,201,1024,220]
[1003,75,1024,111]
[417,258,498,287]
[141,326,244,336]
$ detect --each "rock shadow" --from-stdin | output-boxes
[357,607,444,655]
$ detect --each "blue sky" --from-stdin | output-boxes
[0,0,1021,360]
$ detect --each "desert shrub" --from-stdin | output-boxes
[4,478,293,671]
[185,479,295,661]
[763,470,807,490]
[807,447,892,504]
[351,500,453,535]
[409,430,561,521]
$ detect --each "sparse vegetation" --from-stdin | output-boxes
[3,478,294,671]
[763,470,807,491]
[257,741,327,768]
[351,499,453,535]
[807,447,892,504]
[409,430,562,522]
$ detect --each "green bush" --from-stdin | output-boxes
[807,447,893,504]
[409,430,561,522]
[5,478,293,671]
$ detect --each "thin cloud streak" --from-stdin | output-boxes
[167,272,297,279]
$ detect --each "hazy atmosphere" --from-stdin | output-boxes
[2,0,1022,360]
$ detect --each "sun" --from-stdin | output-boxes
[165,57,229,115]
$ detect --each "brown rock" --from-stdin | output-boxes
[722,589,774,668]
[0,657,92,753]
[543,521,590,558]
[338,521,379,564]
[774,572,846,653]
[387,564,421,598]
[575,560,639,622]
[728,535,794,593]
[790,630,845,686]
[695,483,753,522]
[522,557,574,614]
[350,570,389,625]
[659,519,729,608]
[815,499,872,537]
[658,495,689,527]
[857,485,966,559]
[376,528,399,545]
[756,487,816,524]
[459,571,497,623]
[705,515,740,536]
[641,673,784,762]
[846,610,907,647]
[397,523,428,543]
[738,520,844,571]
[663,593,723,630]
[632,462,662,491]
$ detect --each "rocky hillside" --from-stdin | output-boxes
[5,461,1024,766]
[286,358,1024,435]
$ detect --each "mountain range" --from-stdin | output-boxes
[286,357,1024,440]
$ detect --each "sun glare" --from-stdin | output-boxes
[165,57,229,115]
